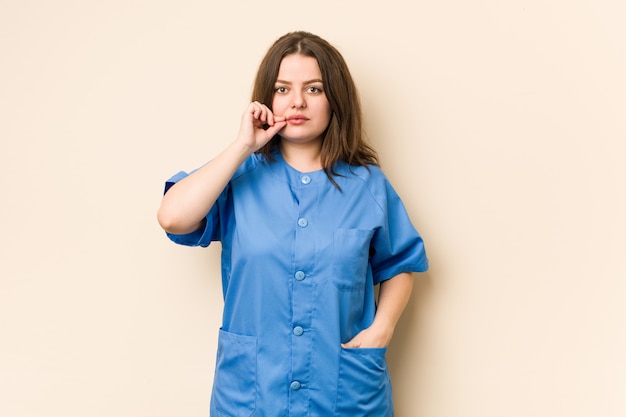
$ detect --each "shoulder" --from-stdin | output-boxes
[338,164,399,207]
[231,153,264,181]
[342,164,390,189]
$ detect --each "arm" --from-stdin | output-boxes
[341,272,413,348]
[157,102,286,234]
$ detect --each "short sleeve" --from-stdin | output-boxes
[162,170,222,248]
[369,176,428,284]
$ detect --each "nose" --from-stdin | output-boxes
[291,91,306,109]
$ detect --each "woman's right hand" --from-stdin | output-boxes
[158,102,286,235]
[235,101,286,152]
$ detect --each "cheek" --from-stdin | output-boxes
[320,104,332,124]
[320,99,331,116]
[272,96,288,114]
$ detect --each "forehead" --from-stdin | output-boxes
[277,54,322,80]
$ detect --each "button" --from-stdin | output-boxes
[293,326,304,336]
[290,381,301,390]
[301,175,311,184]
[297,218,308,227]
[294,271,306,281]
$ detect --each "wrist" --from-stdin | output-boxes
[369,319,395,345]
[230,138,257,158]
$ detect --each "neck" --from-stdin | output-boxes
[280,140,323,172]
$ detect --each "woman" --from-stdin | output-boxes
[157,31,428,417]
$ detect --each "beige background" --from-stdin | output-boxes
[1,1,625,416]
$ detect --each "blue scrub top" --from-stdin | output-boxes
[164,151,428,417]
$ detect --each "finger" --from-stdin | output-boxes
[269,113,286,125]
[249,102,263,119]
[340,336,361,348]
[264,120,286,137]
[253,105,270,123]
[260,104,275,123]
[266,109,275,126]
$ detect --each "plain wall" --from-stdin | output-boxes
[1,1,624,416]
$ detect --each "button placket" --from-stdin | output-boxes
[290,176,316,410]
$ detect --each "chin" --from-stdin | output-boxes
[280,131,319,142]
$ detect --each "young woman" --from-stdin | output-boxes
[157,31,428,417]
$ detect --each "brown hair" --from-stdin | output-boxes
[252,31,379,188]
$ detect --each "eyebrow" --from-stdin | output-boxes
[275,79,323,85]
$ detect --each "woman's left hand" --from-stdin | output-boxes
[340,323,393,349]
[340,273,414,349]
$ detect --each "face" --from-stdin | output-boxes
[272,54,332,145]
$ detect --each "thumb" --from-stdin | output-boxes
[264,120,287,138]
[341,339,361,349]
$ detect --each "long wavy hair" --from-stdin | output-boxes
[252,31,379,188]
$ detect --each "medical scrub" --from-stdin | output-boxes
[164,151,428,417]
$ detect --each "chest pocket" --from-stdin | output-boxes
[332,228,374,290]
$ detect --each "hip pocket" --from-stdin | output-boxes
[211,329,257,417]
[332,229,374,290]
[336,347,393,416]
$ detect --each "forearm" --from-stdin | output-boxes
[371,272,414,342]
[341,272,413,348]
[157,141,253,234]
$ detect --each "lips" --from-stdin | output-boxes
[286,114,309,124]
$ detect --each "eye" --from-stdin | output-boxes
[307,86,323,94]
[274,86,288,94]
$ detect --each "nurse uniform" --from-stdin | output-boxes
[164,150,428,417]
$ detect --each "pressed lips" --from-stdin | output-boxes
[286,114,309,125]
